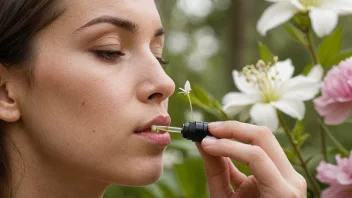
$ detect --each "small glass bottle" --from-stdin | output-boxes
[152,121,214,142]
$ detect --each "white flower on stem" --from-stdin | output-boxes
[179,80,191,95]
[223,59,323,131]
[257,0,352,37]
[179,80,194,121]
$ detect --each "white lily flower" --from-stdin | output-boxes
[223,59,323,131]
[179,80,191,95]
[257,0,352,37]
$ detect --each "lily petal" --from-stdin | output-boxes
[257,1,298,36]
[309,8,339,37]
[271,98,305,120]
[233,70,258,94]
[222,92,260,116]
[222,92,261,106]
[290,0,305,10]
[250,103,278,132]
[307,64,324,82]
[282,75,321,101]
[269,59,295,82]
[321,0,352,15]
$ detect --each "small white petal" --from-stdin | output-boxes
[282,75,321,101]
[179,88,186,92]
[307,65,324,82]
[269,59,295,82]
[185,80,191,92]
[257,2,298,36]
[233,70,258,94]
[321,0,352,15]
[222,92,260,116]
[271,98,305,120]
[250,103,278,132]
[309,8,339,37]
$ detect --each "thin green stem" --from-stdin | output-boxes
[317,119,349,156]
[187,94,194,121]
[305,28,319,65]
[278,112,321,198]
[320,125,328,161]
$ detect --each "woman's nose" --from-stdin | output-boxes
[136,56,175,104]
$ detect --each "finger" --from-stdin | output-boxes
[196,143,234,197]
[208,121,296,180]
[226,157,247,186]
[201,136,286,187]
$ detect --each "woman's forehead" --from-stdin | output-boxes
[49,0,163,37]
[62,0,161,24]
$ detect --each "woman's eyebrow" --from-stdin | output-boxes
[73,15,164,37]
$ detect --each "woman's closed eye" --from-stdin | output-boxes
[91,50,125,63]
[156,57,169,67]
[91,50,169,67]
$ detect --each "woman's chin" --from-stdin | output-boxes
[118,165,163,186]
[104,159,164,186]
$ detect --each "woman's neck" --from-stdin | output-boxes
[7,124,109,198]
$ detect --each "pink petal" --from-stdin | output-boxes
[322,185,352,198]
[316,161,339,185]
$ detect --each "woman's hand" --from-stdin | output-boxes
[197,121,307,198]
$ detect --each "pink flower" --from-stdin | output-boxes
[316,154,352,198]
[314,57,352,125]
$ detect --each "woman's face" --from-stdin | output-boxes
[15,0,175,186]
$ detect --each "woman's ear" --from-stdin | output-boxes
[0,68,21,122]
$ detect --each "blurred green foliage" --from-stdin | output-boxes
[104,1,352,197]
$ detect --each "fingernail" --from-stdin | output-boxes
[208,121,223,129]
[202,136,218,146]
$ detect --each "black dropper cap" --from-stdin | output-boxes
[181,121,214,142]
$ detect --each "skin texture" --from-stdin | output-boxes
[197,121,307,198]
[1,0,175,198]
[0,1,306,198]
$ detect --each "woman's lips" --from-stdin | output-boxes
[134,115,171,145]
[134,129,171,145]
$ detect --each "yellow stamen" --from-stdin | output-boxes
[299,0,321,7]
[241,57,281,103]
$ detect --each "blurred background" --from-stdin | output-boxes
[104,0,352,197]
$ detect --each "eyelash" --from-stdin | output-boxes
[92,50,169,66]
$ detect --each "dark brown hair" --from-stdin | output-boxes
[0,0,64,197]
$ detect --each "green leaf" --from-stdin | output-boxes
[158,170,181,198]
[141,185,164,198]
[258,42,275,64]
[178,85,229,120]
[284,24,308,45]
[292,120,304,140]
[173,158,208,198]
[318,26,343,67]
[305,156,314,165]
[301,64,314,76]
[296,133,311,148]
[325,50,352,68]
